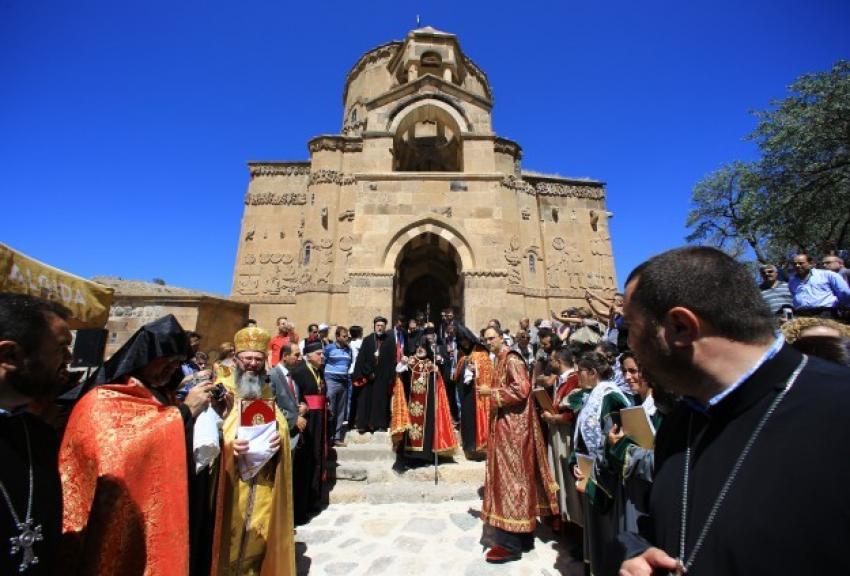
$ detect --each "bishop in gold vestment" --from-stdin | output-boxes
[210,327,295,576]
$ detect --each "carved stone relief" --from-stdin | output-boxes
[504,236,522,286]
[494,138,521,157]
[245,226,255,241]
[308,170,356,186]
[501,175,534,194]
[316,238,335,284]
[248,164,310,179]
[110,305,165,321]
[546,236,586,294]
[244,192,307,206]
[591,235,612,258]
[338,209,355,222]
[501,176,606,200]
[536,182,605,200]
[547,249,570,289]
[339,235,353,285]
[237,275,260,295]
[342,119,367,136]
[521,206,531,221]
[308,137,363,153]
[237,251,302,297]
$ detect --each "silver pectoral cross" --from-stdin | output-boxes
[9,521,42,572]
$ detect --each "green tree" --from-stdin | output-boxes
[686,161,770,261]
[687,60,850,262]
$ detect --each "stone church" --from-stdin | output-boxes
[231,27,616,332]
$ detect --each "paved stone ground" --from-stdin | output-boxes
[295,500,585,576]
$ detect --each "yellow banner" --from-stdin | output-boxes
[0,243,114,329]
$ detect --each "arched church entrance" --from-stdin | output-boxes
[392,232,463,323]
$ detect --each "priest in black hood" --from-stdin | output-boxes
[351,316,398,432]
[59,315,216,576]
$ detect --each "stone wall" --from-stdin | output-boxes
[105,297,247,360]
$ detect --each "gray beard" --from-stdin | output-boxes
[235,368,264,399]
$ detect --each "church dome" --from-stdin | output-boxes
[342,28,492,130]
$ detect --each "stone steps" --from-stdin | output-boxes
[329,480,482,504]
[334,459,484,484]
[328,429,485,503]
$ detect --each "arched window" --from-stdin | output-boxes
[303,242,312,266]
[529,253,537,274]
[393,104,463,172]
[421,51,442,70]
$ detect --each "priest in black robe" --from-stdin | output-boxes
[618,246,850,576]
[289,340,327,524]
[351,316,397,432]
[0,294,72,576]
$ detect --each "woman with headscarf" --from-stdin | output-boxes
[569,350,631,576]
[59,315,215,576]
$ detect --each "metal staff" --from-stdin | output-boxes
[426,302,439,485]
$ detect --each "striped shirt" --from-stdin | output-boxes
[760,281,793,314]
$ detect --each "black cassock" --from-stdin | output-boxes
[351,332,398,432]
[622,344,850,575]
[290,360,326,525]
[0,413,62,576]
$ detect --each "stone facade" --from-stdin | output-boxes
[95,277,248,359]
[231,27,616,332]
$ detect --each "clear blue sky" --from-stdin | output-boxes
[2,0,848,296]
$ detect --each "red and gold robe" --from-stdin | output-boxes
[481,348,560,533]
[59,378,189,576]
[468,347,493,452]
[390,358,457,456]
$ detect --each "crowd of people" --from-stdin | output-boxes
[1,246,850,575]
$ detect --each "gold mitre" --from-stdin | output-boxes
[234,327,271,354]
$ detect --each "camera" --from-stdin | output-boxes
[211,383,226,402]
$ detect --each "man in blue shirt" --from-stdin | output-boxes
[788,253,850,317]
[324,326,352,447]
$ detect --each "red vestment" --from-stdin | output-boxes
[59,378,189,576]
[552,371,580,424]
[453,346,493,453]
[391,359,457,455]
[481,348,560,533]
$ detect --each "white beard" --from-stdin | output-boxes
[236,370,263,399]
